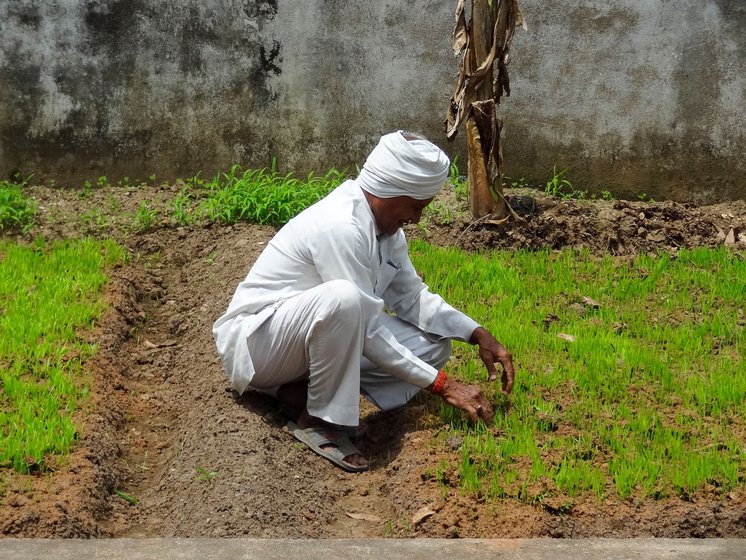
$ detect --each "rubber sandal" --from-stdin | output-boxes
[287,421,369,473]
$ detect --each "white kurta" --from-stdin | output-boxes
[213,179,479,399]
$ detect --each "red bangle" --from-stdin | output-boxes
[430,370,447,394]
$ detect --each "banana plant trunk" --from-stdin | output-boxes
[445,0,524,220]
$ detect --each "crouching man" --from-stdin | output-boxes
[213,130,515,472]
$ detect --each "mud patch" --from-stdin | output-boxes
[419,189,746,255]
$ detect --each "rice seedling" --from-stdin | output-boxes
[195,465,219,482]
[0,238,126,475]
[114,489,139,505]
[409,242,745,501]
[80,209,112,234]
[169,187,197,226]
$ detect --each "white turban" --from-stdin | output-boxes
[357,131,450,200]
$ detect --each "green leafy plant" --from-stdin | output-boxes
[449,157,469,201]
[196,164,346,226]
[132,200,158,231]
[184,172,204,189]
[169,187,197,225]
[504,175,530,189]
[80,208,111,233]
[423,201,455,226]
[544,166,587,199]
[107,193,123,214]
[449,156,462,185]
[196,466,219,482]
[162,165,346,227]
[0,179,36,232]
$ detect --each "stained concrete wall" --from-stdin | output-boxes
[507,0,746,202]
[0,1,744,202]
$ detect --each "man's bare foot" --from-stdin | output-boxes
[296,410,368,469]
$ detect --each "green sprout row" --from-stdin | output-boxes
[169,165,348,228]
[18,163,621,237]
[0,238,126,474]
[411,242,745,502]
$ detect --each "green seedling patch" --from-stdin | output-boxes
[410,242,745,502]
[0,238,126,476]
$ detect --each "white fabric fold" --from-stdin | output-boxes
[357,130,450,199]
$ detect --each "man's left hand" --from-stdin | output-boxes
[470,326,515,393]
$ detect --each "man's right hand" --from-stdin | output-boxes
[437,377,494,423]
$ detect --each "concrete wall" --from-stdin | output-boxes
[507,0,746,202]
[0,1,744,202]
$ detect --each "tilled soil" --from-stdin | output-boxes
[1,185,745,538]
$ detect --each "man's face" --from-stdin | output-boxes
[374,195,433,236]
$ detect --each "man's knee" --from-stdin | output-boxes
[323,279,363,324]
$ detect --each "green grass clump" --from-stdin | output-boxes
[192,165,347,226]
[0,179,36,232]
[410,242,745,502]
[0,238,126,474]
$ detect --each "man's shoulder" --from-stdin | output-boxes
[321,179,363,206]
[296,180,371,229]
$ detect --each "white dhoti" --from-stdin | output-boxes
[244,279,452,426]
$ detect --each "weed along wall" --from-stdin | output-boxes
[0,1,744,203]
